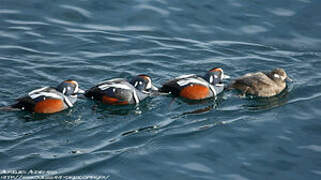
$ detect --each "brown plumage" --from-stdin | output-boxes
[228,68,292,97]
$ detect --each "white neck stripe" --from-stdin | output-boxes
[133,90,139,104]
[63,95,73,107]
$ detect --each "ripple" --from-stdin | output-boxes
[45,17,77,26]
[288,90,321,105]
[0,45,58,55]
[207,40,276,50]
[182,162,213,173]
[5,20,49,26]
[311,170,321,176]
[135,4,170,16]
[298,145,321,152]
[0,30,19,39]
[240,25,268,34]
[83,24,154,32]
[1,0,321,179]
[222,174,249,180]
[0,9,20,14]
[8,26,32,31]
[25,31,43,38]
[60,4,92,18]
[269,8,296,16]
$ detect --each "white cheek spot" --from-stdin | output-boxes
[113,88,116,92]
[209,76,213,83]
[274,74,280,78]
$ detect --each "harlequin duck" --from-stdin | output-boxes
[84,74,158,105]
[159,67,230,100]
[6,80,84,113]
[227,68,292,97]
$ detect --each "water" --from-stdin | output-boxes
[1,0,321,179]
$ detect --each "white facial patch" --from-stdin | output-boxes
[146,81,152,89]
[209,76,214,83]
[274,74,281,79]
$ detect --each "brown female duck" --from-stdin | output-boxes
[227,68,292,97]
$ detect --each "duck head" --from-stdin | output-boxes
[204,67,230,85]
[130,74,158,93]
[268,68,292,83]
[56,80,85,96]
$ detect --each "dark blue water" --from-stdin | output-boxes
[1,0,321,179]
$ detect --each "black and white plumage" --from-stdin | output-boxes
[4,80,84,113]
[159,67,230,100]
[85,75,158,105]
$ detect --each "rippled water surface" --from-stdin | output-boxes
[1,0,321,179]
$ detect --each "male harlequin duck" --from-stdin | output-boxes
[8,80,84,113]
[227,68,292,97]
[159,67,230,100]
[84,74,158,105]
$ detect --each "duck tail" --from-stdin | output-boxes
[224,82,234,91]
[0,105,21,111]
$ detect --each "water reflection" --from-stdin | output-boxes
[168,95,225,116]
[121,125,157,136]
[243,88,290,110]
[90,99,153,116]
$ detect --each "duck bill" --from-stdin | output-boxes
[77,88,85,94]
[223,74,231,79]
[286,76,293,82]
[151,84,159,91]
